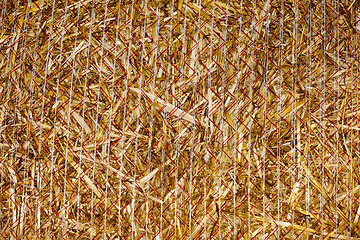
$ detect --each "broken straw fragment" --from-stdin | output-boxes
[130,87,198,125]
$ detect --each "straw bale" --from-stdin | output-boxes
[1,0,360,239]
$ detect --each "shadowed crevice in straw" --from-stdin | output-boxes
[1,0,360,239]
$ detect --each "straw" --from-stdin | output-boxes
[0,0,360,239]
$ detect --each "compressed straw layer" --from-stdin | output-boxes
[1,0,360,239]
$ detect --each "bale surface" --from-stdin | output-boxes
[1,0,360,239]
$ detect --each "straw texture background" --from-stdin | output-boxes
[1,0,360,239]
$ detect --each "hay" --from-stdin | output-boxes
[1,0,360,239]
